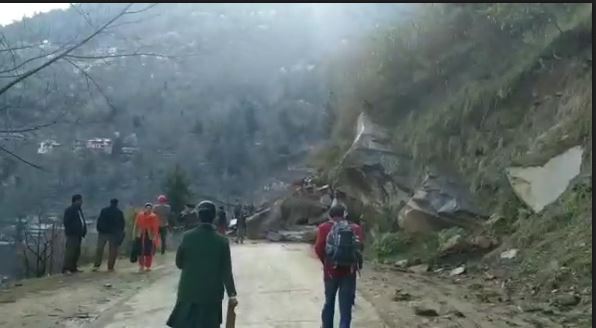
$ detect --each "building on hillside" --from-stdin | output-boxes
[37,139,61,154]
[73,138,113,154]
[86,138,113,154]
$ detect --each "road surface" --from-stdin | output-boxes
[0,242,386,328]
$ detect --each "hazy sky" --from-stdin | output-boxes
[0,3,69,26]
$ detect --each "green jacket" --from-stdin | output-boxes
[175,224,237,304]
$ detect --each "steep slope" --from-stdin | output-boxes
[317,3,592,318]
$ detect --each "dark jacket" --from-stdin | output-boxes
[96,205,125,234]
[63,205,87,238]
[237,215,247,229]
[216,211,227,228]
[175,224,237,304]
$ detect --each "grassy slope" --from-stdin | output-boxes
[319,4,592,309]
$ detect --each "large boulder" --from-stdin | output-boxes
[246,193,328,239]
[266,226,317,243]
[246,204,281,239]
[336,113,415,210]
[398,170,487,234]
[506,146,583,213]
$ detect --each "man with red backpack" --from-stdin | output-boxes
[314,204,364,328]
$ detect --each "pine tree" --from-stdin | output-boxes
[164,164,192,215]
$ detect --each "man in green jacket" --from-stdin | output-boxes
[167,200,238,328]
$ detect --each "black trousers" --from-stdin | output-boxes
[63,235,82,272]
[159,227,168,254]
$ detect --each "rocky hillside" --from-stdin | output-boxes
[314,3,592,321]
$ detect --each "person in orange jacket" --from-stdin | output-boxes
[134,203,161,272]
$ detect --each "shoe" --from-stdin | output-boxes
[145,268,152,272]
[63,270,73,276]
[138,267,144,273]
[92,267,99,272]
[107,268,115,273]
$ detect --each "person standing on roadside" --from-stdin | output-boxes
[62,194,87,275]
[153,195,171,255]
[167,200,238,328]
[315,204,364,328]
[216,206,228,235]
[235,212,247,244]
[93,198,125,272]
[134,203,161,272]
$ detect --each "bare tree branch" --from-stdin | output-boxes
[0,47,64,75]
[0,43,44,53]
[0,121,58,133]
[0,3,134,98]
[124,3,159,15]
[65,52,182,60]
[63,57,118,114]
[0,145,45,170]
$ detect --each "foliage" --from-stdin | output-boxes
[372,231,439,262]
[163,164,193,215]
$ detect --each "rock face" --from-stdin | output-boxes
[506,146,583,213]
[398,171,487,234]
[337,113,414,209]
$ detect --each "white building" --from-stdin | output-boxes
[37,139,61,154]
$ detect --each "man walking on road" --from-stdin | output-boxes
[93,199,125,272]
[315,204,364,328]
[62,194,87,275]
[153,195,171,255]
[167,200,238,328]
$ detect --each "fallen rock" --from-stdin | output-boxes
[449,266,466,276]
[439,233,468,255]
[519,303,547,313]
[413,304,439,317]
[398,169,487,234]
[471,235,497,250]
[392,289,413,302]
[265,231,283,242]
[552,294,581,307]
[409,264,430,274]
[394,259,409,268]
[483,272,497,281]
[500,249,519,260]
[506,146,583,213]
[265,227,317,243]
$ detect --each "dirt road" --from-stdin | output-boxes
[0,242,386,328]
[1,241,585,328]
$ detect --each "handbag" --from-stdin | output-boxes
[129,237,141,263]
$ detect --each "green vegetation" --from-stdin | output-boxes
[372,232,439,263]
[163,165,193,215]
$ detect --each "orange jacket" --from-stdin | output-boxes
[135,211,161,247]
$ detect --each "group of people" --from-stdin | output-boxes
[61,194,171,274]
[61,193,248,274]
[62,192,363,327]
